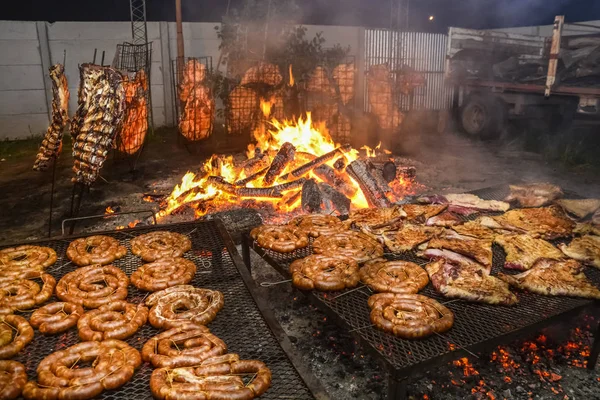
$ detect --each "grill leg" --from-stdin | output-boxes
[588,309,600,370]
[387,373,407,400]
[241,234,252,272]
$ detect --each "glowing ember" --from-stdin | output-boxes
[128,220,140,228]
[143,196,154,202]
[453,357,479,377]
[157,113,415,221]
[105,206,115,214]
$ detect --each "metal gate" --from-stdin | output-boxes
[364,29,453,111]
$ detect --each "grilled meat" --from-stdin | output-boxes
[451,220,498,240]
[505,183,563,208]
[33,64,69,171]
[494,234,564,270]
[71,64,126,185]
[426,237,493,269]
[382,224,443,252]
[480,206,575,240]
[117,70,148,154]
[498,259,600,299]
[419,193,509,212]
[555,198,600,219]
[559,235,600,268]
[574,223,600,236]
[425,259,518,306]
[426,211,462,227]
[401,204,447,223]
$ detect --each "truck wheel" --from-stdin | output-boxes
[460,95,505,139]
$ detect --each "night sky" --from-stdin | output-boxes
[1,0,600,32]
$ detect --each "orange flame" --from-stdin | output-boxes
[289,64,295,86]
[105,206,115,214]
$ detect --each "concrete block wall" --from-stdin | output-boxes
[0,21,48,139]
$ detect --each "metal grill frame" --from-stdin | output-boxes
[0,219,324,400]
[241,186,600,400]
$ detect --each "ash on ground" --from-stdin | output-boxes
[244,247,599,400]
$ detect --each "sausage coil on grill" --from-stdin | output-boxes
[0,360,27,399]
[150,353,271,400]
[0,315,34,359]
[56,265,129,309]
[131,257,197,292]
[66,235,127,266]
[142,322,227,368]
[22,340,141,400]
[0,274,56,314]
[146,285,224,329]
[30,302,85,335]
[77,300,148,341]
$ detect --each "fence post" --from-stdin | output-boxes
[36,21,52,121]
[355,27,366,112]
[160,21,175,126]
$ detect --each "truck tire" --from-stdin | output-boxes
[460,94,505,139]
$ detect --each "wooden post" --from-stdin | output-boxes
[545,15,564,97]
[175,0,185,83]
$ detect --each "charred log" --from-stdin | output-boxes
[209,176,283,198]
[280,190,302,209]
[318,183,351,215]
[235,166,268,186]
[333,157,346,171]
[366,160,391,194]
[301,179,322,213]
[284,144,351,180]
[346,159,392,208]
[313,164,357,198]
[271,178,307,192]
[207,176,237,195]
[263,142,296,186]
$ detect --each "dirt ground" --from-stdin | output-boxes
[0,127,599,399]
[1,127,599,244]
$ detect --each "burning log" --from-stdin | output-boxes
[301,179,322,213]
[366,160,391,194]
[313,164,357,198]
[333,157,346,171]
[242,149,268,175]
[346,159,392,208]
[272,178,307,192]
[281,190,302,209]
[263,142,296,186]
[235,167,268,186]
[208,176,283,198]
[283,144,351,180]
[318,183,350,215]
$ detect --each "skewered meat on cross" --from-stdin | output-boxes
[178,60,214,141]
[33,64,69,171]
[71,64,126,185]
[117,70,148,154]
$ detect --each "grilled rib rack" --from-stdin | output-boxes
[2,220,318,400]
[242,185,600,400]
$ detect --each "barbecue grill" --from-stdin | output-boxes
[1,220,321,400]
[242,185,600,400]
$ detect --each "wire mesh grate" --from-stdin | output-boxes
[248,186,600,373]
[1,221,314,400]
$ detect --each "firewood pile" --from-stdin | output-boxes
[71,64,126,185]
[33,64,70,171]
[178,59,214,141]
[116,70,148,154]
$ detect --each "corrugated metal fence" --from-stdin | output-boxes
[364,29,454,111]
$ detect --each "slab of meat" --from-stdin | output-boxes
[367,64,403,130]
[382,224,443,252]
[559,235,600,268]
[451,220,498,240]
[227,86,259,135]
[71,64,126,185]
[33,64,69,171]
[574,223,600,236]
[498,259,600,299]
[426,211,462,227]
[401,204,447,223]
[425,259,518,306]
[426,237,493,269]
[240,62,282,87]
[178,60,213,141]
[332,63,355,105]
[480,206,575,240]
[117,70,148,154]
[306,66,335,95]
[494,234,564,270]
[555,198,600,219]
[419,193,510,212]
[505,183,563,207]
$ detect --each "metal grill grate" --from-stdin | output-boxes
[1,221,314,400]
[247,186,600,375]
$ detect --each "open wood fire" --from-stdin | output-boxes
[156,106,418,222]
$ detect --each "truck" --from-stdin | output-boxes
[445,16,600,139]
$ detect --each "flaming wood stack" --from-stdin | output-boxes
[71,64,126,185]
[33,64,70,171]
